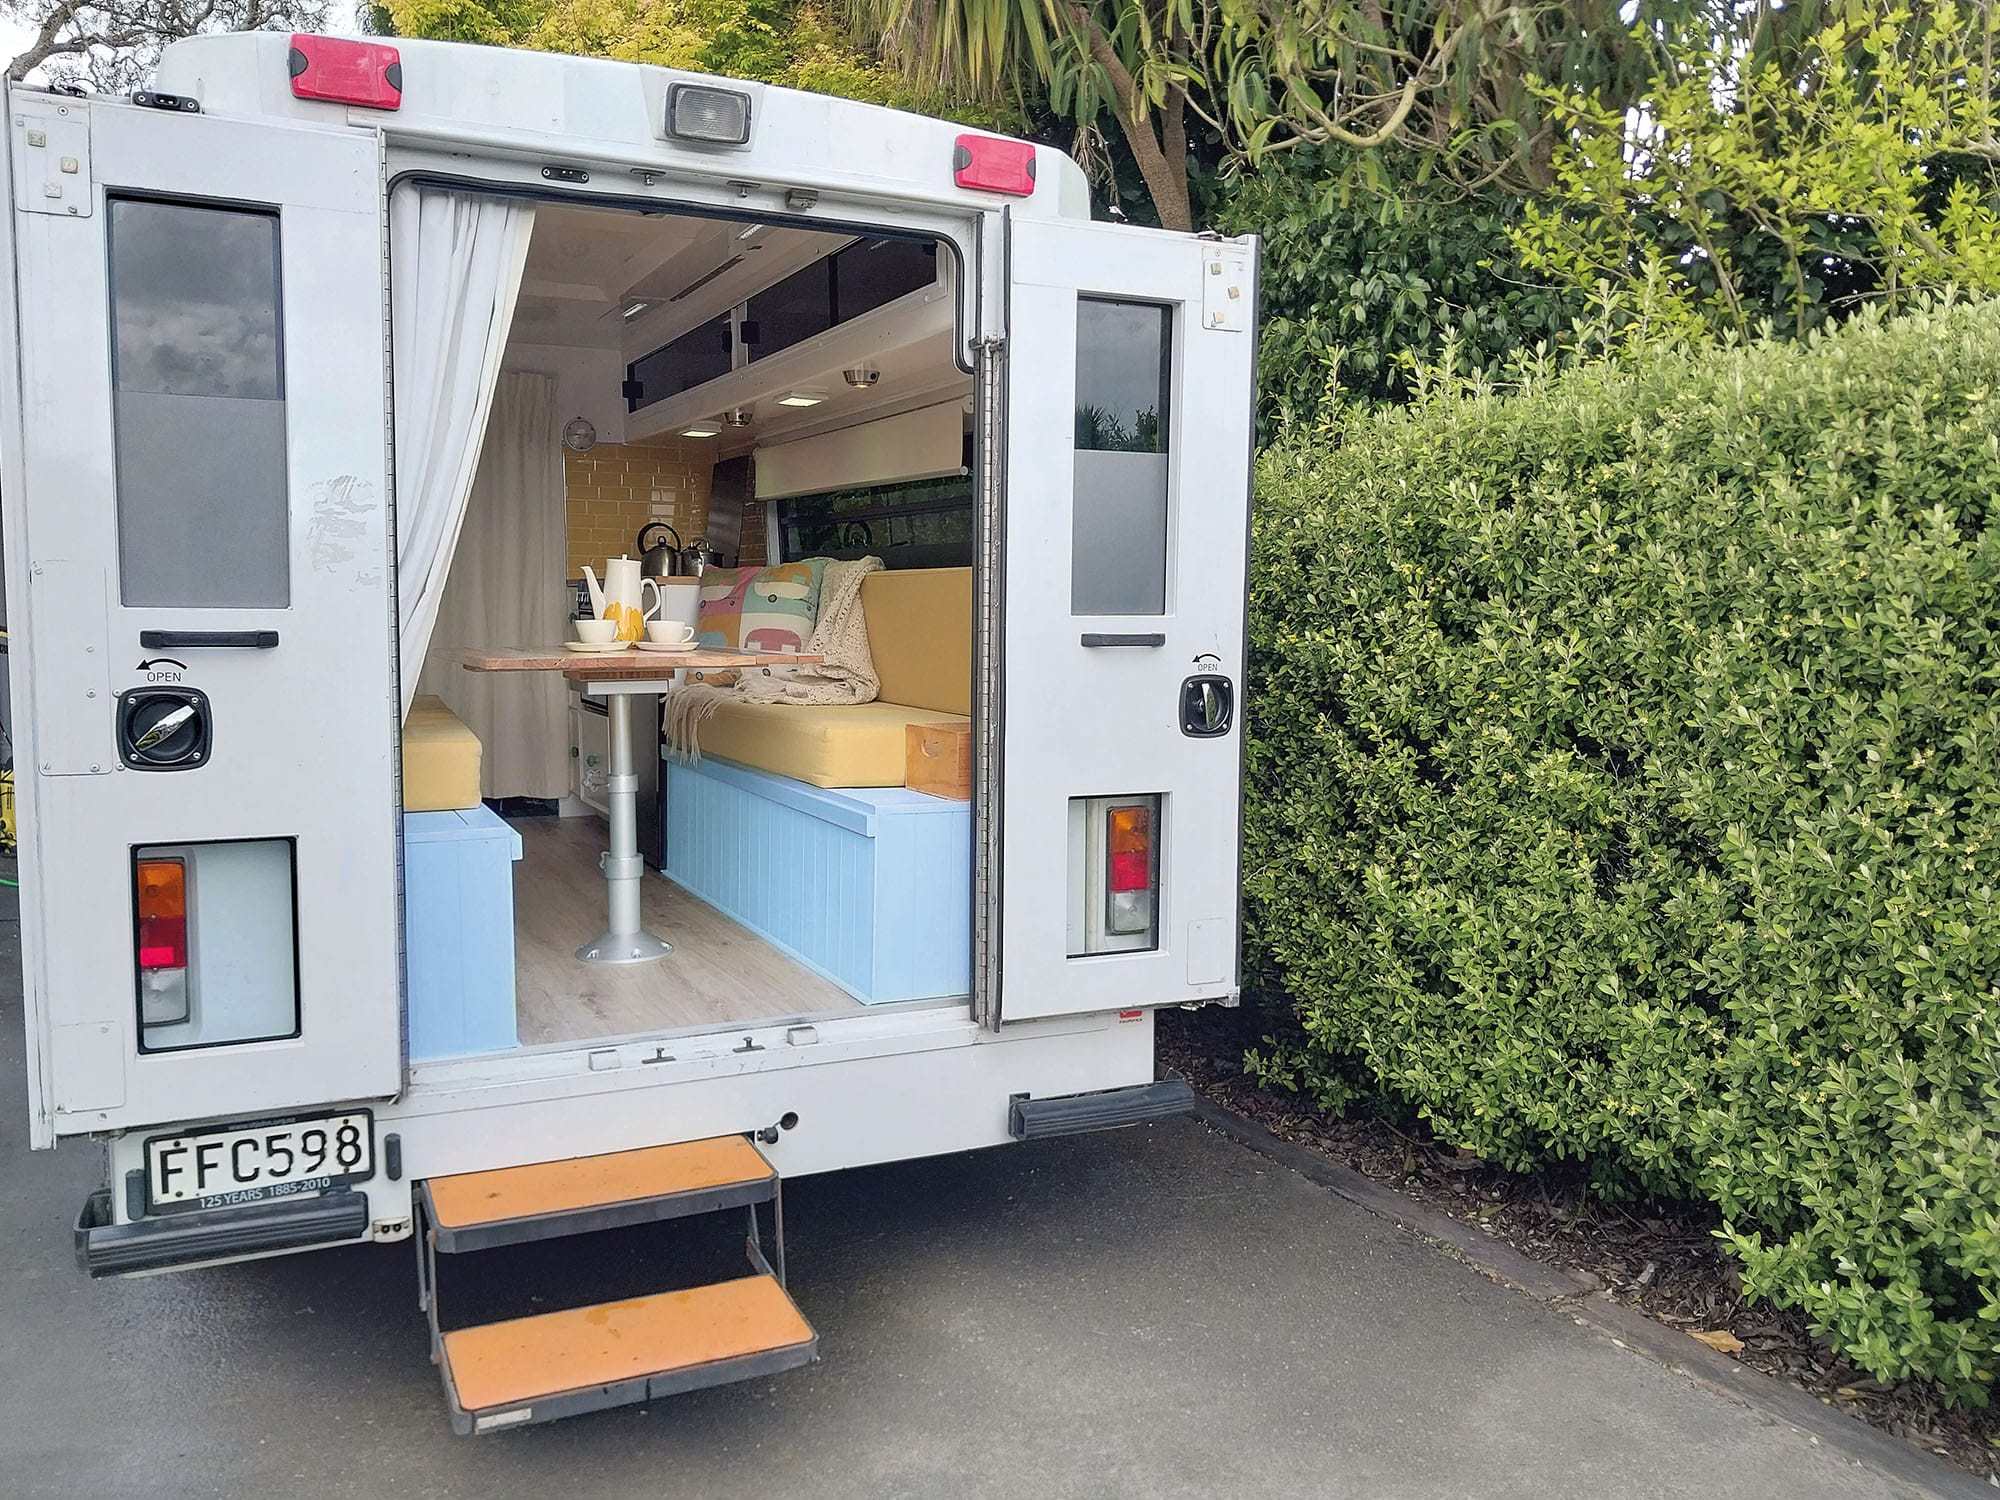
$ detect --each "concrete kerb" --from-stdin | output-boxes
[1184,1094,1993,1500]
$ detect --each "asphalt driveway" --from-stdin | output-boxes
[0,928,1951,1499]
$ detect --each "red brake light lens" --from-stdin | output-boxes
[288,34,403,110]
[953,134,1036,196]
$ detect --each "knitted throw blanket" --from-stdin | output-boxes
[663,555,885,760]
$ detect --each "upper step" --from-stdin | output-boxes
[442,1273,817,1434]
[422,1136,777,1252]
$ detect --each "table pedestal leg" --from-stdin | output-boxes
[576,690,671,966]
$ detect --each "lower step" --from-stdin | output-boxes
[442,1272,817,1434]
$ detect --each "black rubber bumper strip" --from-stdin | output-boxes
[75,1187,371,1277]
[1008,1078,1197,1141]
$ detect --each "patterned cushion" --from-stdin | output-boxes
[696,560,827,652]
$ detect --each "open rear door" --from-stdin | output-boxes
[995,216,1256,1023]
[1,90,400,1140]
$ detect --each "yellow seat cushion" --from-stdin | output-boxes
[403,695,484,812]
[696,698,970,788]
[859,568,970,716]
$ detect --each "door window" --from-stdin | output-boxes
[1071,297,1171,615]
[108,196,289,607]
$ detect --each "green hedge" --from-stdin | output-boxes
[1245,296,2000,1400]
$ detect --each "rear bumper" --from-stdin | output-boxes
[75,1187,371,1277]
[1007,1078,1196,1141]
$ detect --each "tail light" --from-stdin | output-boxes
[135,856,190,1025]
[1105,804,1155,935]
[1068,794,1162,954]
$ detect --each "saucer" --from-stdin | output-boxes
[566,640,633,653]
[634,639,697,653]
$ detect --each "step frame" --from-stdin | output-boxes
[414,1133,801,1429]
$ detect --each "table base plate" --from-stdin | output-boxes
[576,931,674,966]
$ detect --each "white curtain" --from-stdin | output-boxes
[391,186,536,718]
[417,372,570,798]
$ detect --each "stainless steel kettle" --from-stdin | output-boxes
[636,521,685,577]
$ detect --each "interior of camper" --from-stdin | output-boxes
[394,189,979,1064]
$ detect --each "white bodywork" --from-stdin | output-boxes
[1,33,1254,1248]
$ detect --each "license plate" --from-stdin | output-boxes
[144,1110,374,1214]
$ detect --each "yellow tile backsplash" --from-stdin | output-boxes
[565,442,714,581]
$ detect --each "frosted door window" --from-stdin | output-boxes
[109,197,289,607]
[1071,298,1171,615]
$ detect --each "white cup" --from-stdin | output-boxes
[574,618,618,644]
[646,619,696,646]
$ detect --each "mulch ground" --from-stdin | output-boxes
[1157,1004,2000,1484]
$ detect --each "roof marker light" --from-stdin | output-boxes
[953,134,1036,197]
[288,34,402,111]
[666,83,753,146]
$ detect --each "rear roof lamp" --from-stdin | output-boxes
[288,34,402,111]
[953,134,1036,197]
[667,83,752,146]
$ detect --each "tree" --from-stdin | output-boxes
[846,0,1207,229]
[376,0,1000,122]
[1510,3,2000,340]
[5,0,326,88]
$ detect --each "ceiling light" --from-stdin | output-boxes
[621,300,652,320]
[776,389,827,408]
[679,421,721,438]
[736,223,767,243]
[723,407,754,427]
[842,365,880,389]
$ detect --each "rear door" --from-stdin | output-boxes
[995,216,1256,1023]
[1,90,400,1140]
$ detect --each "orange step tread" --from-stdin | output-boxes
[443,1274,814,1413]
[425,1137,772,1231]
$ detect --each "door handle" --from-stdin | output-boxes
[1081,632,1166,648]
[1180,673,1234,737]
[139,629,279,650]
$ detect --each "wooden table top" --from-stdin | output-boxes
[447,645,821,679]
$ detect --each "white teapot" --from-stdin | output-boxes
[580,556,662,643]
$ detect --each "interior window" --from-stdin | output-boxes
[777,464,973,570]
[109,196,289,608]
[1071,297,1171,615]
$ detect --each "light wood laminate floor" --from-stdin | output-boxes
[511,815,859,1046]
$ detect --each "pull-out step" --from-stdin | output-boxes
[442,1273,817,1434]
[421,1135,778,1252]
[415,1134,814,1433]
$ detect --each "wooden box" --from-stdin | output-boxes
[905,720,972,801]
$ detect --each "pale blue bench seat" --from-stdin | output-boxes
[662,754,972,1004]
[404,804,521,1061]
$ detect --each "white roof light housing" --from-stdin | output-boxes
[679,421,722,438]
[776,389,827,408]
[666,83,752,147]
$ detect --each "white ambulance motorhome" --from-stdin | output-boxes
[0,31,1255,1432]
